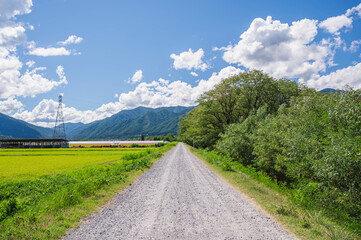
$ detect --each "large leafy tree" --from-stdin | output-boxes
[179,70,301,149]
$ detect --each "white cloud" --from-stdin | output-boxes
[56,65,67,84]
[25,60,35,68]
[346,3,361,17]
[58,35,83,46]
[347,40,361,52]
[0,24,26,46]
[0,62,68,98]
[128,70,143,84]
[0,97,23,115]
[14,66,242,126]
[0,0,32,19]
[0,22,67,99]
[28,46,71,56]
[170,48,209,71]
[13,99,111,127]
[305,62,361,90]
[221,16,333,81]
[100,66,241,113]
[190,72,198,77]
[319,15,352,34]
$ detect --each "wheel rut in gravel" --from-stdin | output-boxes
[64,143,297,240]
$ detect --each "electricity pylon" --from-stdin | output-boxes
[53,94,66,139]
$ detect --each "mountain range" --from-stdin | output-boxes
[0,106,194,140]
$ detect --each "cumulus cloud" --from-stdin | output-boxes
[319,15,352,34]
[0,47,68,98]
[220,16,333,82]
[0,24,26,46]
[0,97,24,115]
[1,66,68,98]
[28,46,71,56]
[100,66,241,112]
[0,0,32,19]
[128,70,143,84]
[305,62,361,90]
[170,48,209,71]
[58,35,83,46]
[12,99,112,127]
[0,1,70,102]
[14,66,242,126]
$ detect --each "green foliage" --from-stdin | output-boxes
[0,198,18,221]
[216,106,268,165]
[179,69,361,234]
[164,133,176,142]
[155,142,165,147]
[179,70,301,149]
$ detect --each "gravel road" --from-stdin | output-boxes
[64,143,297,240]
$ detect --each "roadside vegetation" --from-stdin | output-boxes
[179,70,361,239]
[0,143,176,239]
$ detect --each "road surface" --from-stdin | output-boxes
[65,143,297,240]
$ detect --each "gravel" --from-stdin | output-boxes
[64,143,298,240]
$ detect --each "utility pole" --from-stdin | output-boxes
[193,137,194,150]
[53,94,66,139]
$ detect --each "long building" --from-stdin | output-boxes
[0,139,69,149]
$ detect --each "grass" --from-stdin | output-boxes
[188,145,359,240]
[0,148,152,181]
[0,143,176,239]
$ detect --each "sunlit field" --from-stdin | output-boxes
[0,148,153,181]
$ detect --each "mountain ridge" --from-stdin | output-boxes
[0,106,194,140]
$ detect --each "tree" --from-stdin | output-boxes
[179,70,301,149]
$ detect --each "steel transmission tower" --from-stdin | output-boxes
[53,94,66,139]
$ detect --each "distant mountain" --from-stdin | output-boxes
[73,106,194,140]
[0,113,46,139]
[35,122,85,138]
[319,88,342,93]
[0,106,193,140]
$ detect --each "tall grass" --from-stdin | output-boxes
[193,147,359,240]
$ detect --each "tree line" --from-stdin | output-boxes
[178,70,361,225]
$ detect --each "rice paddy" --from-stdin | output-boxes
[0,148,153,181]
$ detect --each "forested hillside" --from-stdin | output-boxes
[74,106,193,139]
[179,70,361,233]
[0,113,46,139]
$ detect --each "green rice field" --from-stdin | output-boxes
[0,143,175,239]
[0,148,153,181]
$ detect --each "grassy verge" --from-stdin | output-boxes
[0,143,176,239]
[187,145,359,240]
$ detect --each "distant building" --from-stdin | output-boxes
[0,139,69,149]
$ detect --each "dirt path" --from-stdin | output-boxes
[64,143,297,240]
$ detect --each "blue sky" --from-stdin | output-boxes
[0,0,361,126]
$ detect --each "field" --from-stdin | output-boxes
[0,143,176,239]
[0,148,153,181]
